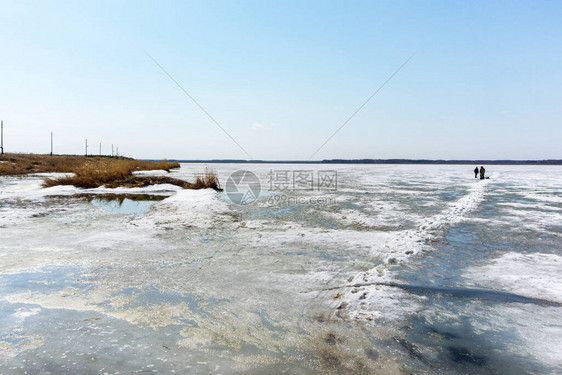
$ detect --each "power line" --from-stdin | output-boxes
[1,120,4,155]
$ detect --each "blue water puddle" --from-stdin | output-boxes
[0,265,226,335]
[0,265,86,296]
[0,265,91,345]
[0,306,212,375]
[90,197,154,214]
[0,334,34,345]
[107,286,224,319]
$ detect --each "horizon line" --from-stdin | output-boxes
[154,158,562,165]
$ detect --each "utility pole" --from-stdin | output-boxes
[99,143,101,156]
[50,132,53,156]
[85,139,88,156]
[1,120,3,155]
[116,147,119,157]
[111,144,114,157]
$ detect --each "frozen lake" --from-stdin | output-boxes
[1,164,561,374]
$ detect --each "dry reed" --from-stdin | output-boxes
[1,153,222,190]
[192,167,221,190]
[43,159,134,188]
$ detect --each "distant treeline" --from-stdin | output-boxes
[165,159,562,165]
[320,159,562,165]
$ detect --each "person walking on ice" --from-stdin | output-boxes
[474,167,479,178]
[479,166,486,179]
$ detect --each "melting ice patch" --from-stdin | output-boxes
[12,307,41,322]
[464,252,562,303]
[132,169,170,176]
[131,189,231,231]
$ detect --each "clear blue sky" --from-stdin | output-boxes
[1,1,560,160]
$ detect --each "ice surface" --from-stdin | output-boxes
[468,303,562,367]
[464,252,562,303]
[132,169,170,176]
[1,163,561,373]
[339,178,488,323]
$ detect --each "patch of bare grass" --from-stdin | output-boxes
[1,153,219,190]
[0,153,180,176]
[0,153,87,175]
[43,159,134,188]
[192,167,221,190]
[34,157,220,190]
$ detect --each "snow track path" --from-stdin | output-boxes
[337,180,488,323]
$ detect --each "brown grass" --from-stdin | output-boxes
[1,153,221,190]
[43,159,134,188]
[127,159,181,173]
[0,153,87,175]
[192,167,221,190]
[0,153,180,176]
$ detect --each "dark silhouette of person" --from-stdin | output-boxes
[474,167,478,178]
[479,166,485,179]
